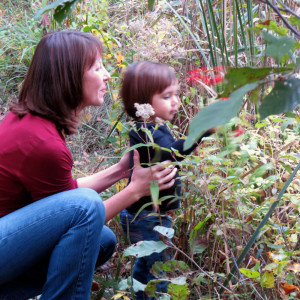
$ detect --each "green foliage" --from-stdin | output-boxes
[34,0,80,24]
[259,77,300,120]
[1,1,300,299]
[262,32,297,62]
[184,82,259,150]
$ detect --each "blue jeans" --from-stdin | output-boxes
[120,209,172,300]
[0,188,116,299]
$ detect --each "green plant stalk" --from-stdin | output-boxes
[196,0,216,67]
[206,0,227,65]
[246,0,254,64]
[164,0,211,69]
[235,0,250,64]
[233,0,238,67]
[219,161,300,294]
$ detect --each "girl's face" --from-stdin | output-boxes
[151,82,180,121]
[82,56,110,109]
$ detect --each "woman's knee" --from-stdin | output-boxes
[67,188,105,227]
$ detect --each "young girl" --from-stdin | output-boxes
[120,61,214,299]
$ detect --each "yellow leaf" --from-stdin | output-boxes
[111,292,130,300]
[112,121,122,132]
[104,53,112,59]
[260,271,275,288]
[232,151,241,156]
[116,51,124,63]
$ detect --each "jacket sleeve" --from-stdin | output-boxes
[153,129,213,162]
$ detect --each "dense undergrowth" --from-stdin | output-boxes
[0,0,299,299]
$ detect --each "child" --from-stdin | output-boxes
[120,61,213,299]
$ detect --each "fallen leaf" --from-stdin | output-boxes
[286,263,300,273]
[280,282,300,295]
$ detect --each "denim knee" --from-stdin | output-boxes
[71,188,105,227]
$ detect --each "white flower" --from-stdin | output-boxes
[294,73,300,79]
[155,117,165,125]
[134,103,155,120]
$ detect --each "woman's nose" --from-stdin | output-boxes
[103,67,111,81]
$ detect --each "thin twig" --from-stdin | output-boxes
[263,0,300,39]
[166,240,238,298]
[275,0,300,19]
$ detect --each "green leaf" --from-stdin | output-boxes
[34,0,79,23]
[262,32,297,61]
[290,16,300,26]
[249,163,273,181]
[54,0,79,23]
[259,77,300,120]
[239,268,260,279]
[256,20,288,36]
[220,67,292,97]
[260,271,275,288]
[152,260,189,276]
[168,283,190,300]
[123,241,168,258]
[148,0,155,10]
[184,82,259,150]
[118,278,146,292]
[150,180,159,206]
[154,225,174,239]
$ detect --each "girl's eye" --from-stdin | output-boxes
[163,94,170,99]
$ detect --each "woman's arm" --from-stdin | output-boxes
[102,151,176,221]
[77,152,130,193]
[77,150,177,222]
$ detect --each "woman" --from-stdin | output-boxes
[0,30,176,299]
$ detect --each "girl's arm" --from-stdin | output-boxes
[153,128,215,162]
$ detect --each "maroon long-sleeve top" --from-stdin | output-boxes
[0,112,77,217]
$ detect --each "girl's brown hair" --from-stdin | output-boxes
[10,30,103,135]
[121,61,177,119]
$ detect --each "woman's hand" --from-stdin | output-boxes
[117,151,131,179]
[129,150,177,199]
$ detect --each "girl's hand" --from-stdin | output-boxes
[130,150,176,198]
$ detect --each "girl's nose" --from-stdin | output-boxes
[172,95,179,106]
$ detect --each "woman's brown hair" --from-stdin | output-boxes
[10,30,103,135]
[121,61,177,119]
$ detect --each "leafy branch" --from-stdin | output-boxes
[262,0,300,39]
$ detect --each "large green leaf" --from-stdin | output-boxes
[54,0,79,23]
[259,77,300,120]
[184,82,260,150]
[34,0,79,23]
[221,66,292,97]
[262,32,297,61]
[123,241,168,258]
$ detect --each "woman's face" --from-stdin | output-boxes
[82,56,110,108]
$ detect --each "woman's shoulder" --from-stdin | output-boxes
[2,112,61,137]
[0,112,66,152]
